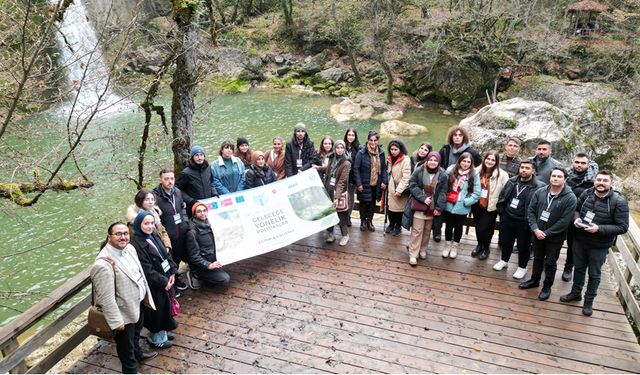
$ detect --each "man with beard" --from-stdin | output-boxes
[529,140,563,184]
[499,137,522,178]
[560,171,629,316]
[493,160,545,279]
[176,145,219,216]
[284,122,318,177]
[519,168,577,301]
[561,153,598,282]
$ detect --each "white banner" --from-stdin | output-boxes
[198,169,339,265]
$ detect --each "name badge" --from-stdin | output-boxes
[296,159,303,168]
[510,198,520,209]
[161,259,170,273]
[584,211,595,224]
[540,210,551,222]
[330,177,336,186]
[173,213,182,224]
[480,189,488,198]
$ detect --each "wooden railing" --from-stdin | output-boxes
[608,216,640,327]
[0,268,92,374]
[0,214,639,373]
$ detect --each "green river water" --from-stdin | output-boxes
[0,89,462,325]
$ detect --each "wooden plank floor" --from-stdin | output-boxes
[67,222,640,373]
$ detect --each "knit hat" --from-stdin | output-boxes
[133,210,154,236]
[236,137,249,148]
[190,145,205,159]
[191,201,207,216]
[294,122,306,132]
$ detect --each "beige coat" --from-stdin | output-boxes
[387,156,412,212]
[90,244,155,330]
[125,204,172,250]
[474,166,509,212]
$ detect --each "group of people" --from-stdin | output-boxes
[90,122,630,373]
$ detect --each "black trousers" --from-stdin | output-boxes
[498,213,532,268]
[472,205,498,247]
[564,225,576,272]
[443,211,467,243]
[432,215,442,237]
[114,302,144,374]
[531,236,565,288]
[388,211,403,228]
[359,186,379,221]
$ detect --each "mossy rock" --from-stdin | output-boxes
[205,76,251,93]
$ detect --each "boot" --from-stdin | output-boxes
[366,218,375,232]
[471,244,481,257]
[582,300,593,316]
[442,241,452,258]
[449,242,459,259]
[360,219,366,232]
[560,292,582,303]
[478,244,490,260]
[385,223,393,234]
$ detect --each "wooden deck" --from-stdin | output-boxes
[67,223,640,373]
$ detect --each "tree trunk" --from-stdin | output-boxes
[378,56,394,104]
[213,0,227,25]
[331,0,361,85]
[206,0,218,46]
[171,3,199,174]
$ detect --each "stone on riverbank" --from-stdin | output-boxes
[380,120,428,137]
[330,99,374,122]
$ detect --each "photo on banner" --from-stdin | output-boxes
[198,169,339,264]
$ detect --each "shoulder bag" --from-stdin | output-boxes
[335,191,349,211]
[88,257,116,340]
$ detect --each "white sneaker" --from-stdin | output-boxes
[325,233,335,243]
[419,250,427,259]
[493,260,508,271]
[339,235,349,246]
[449,242,458,259]
[513,267,527,279]
[409,257,417,266]
[442,241,452,258]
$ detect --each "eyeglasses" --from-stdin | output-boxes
[111,232,129,237]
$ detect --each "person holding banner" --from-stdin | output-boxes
[354,130,388,232]
[284,122,318,177]
[244,151,277,189]
[185,202,231,289]
[320,140,352,245]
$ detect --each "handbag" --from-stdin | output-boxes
[446,190,459,203]
[335,192,349,211]
[88,257,115,340]
[410,196,429,212]
[169,288,180,317]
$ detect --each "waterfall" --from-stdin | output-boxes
[51,0,132,116]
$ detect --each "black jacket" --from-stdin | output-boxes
[353,146,388,202]
[574,188,629,248]
[497,176,545,221]
[284,131,317,177]
[185,218,218,272]
[176,159,218,215]
[438,143,482,169]
[402,166,447,230]
[153,185,189,241]
[130,233,178,333]
[527,184,577,240]
[244,164,277,189]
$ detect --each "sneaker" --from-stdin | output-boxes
[325,233,336,243]
[147,340,173,349]
[561,269,572,282]
[339,235,349,246]
[187,271,201,290]
[174,278,188,291]
[392,226,401,236]
[385,225,393,234]
[449,242,459,259]
[493,260,508,271]
[419,250,427,259]
[512,267,527,280]
[409,257,417,266]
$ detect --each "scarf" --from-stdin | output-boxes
[479,172,491,209]
[453,168,469,192]
[368,145,380,186]
[267,149,285,179]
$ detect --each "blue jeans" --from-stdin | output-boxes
[570,239,608,302]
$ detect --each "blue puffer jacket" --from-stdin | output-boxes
[353,146,388,202]
[211,156,245,195]
[444,165,480,215]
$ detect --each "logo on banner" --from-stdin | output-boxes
[235,196,245,204]
[222,198,233,206]
[211,202,219,209]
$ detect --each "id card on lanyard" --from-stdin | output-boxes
[510,184,528,209]
[540,192,556,222]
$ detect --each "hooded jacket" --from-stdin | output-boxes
[527,184,577,239]
[244,164,277,189]
[284,130,317,177]
[152,185,189,241]
[574,188,629,248]
[497,175,545,221]
[176,158,219,214]
[185,217,218,271]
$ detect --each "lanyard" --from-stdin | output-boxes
[546,192,557,211]
[146,238,165,260]
[515,183,528,198]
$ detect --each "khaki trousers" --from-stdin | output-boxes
[408,215,434,259]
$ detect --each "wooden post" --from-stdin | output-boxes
[1,339,28,374]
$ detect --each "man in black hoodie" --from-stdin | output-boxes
[560,171,629,316]
[176,145,219,217]
[285,122,318,177]
[520,167,577,301]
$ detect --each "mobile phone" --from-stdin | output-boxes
[577,222,591,229]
